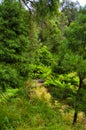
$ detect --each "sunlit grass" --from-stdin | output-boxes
[0,82,85,130]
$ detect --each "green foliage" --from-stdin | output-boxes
[0,88,19,103]
[29,64,52,79]
[44,73,79,102]
[65,9,86,56]
[28,45,55,79]
[0,87,62,130]
[38,45,54,66]
[0,0,85,127]
[0,86,85,130]
[60,0,79,26]
[0,64,21,89]
[61,52,84,73]
[34,0,59,19]
[0,0,29,90]
[59,7,86,123]
[38,17,63,53]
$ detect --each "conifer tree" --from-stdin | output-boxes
[0,0,29,90]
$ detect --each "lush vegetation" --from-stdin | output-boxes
[0,0,86,129]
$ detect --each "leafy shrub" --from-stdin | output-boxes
[44,73,78,102]
[29,64,52,79]
[38,45,54,66]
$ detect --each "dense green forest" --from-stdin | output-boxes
[0,0,86,129]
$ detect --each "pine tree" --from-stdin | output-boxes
[0,0,29,91]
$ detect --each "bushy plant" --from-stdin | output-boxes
[38,45,54,66]
[44,73,79,103]
[0,0,29,90]
[29,64,52,79]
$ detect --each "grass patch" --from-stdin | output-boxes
[0,86,85,130]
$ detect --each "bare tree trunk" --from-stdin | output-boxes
[73,110,78,125]
[72,76,83,125]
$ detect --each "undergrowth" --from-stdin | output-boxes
[0,86,85,130]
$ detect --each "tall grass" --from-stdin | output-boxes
[0,86,85,130]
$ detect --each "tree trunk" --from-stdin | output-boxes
[72,76,83,125]
[73,110,78,125]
